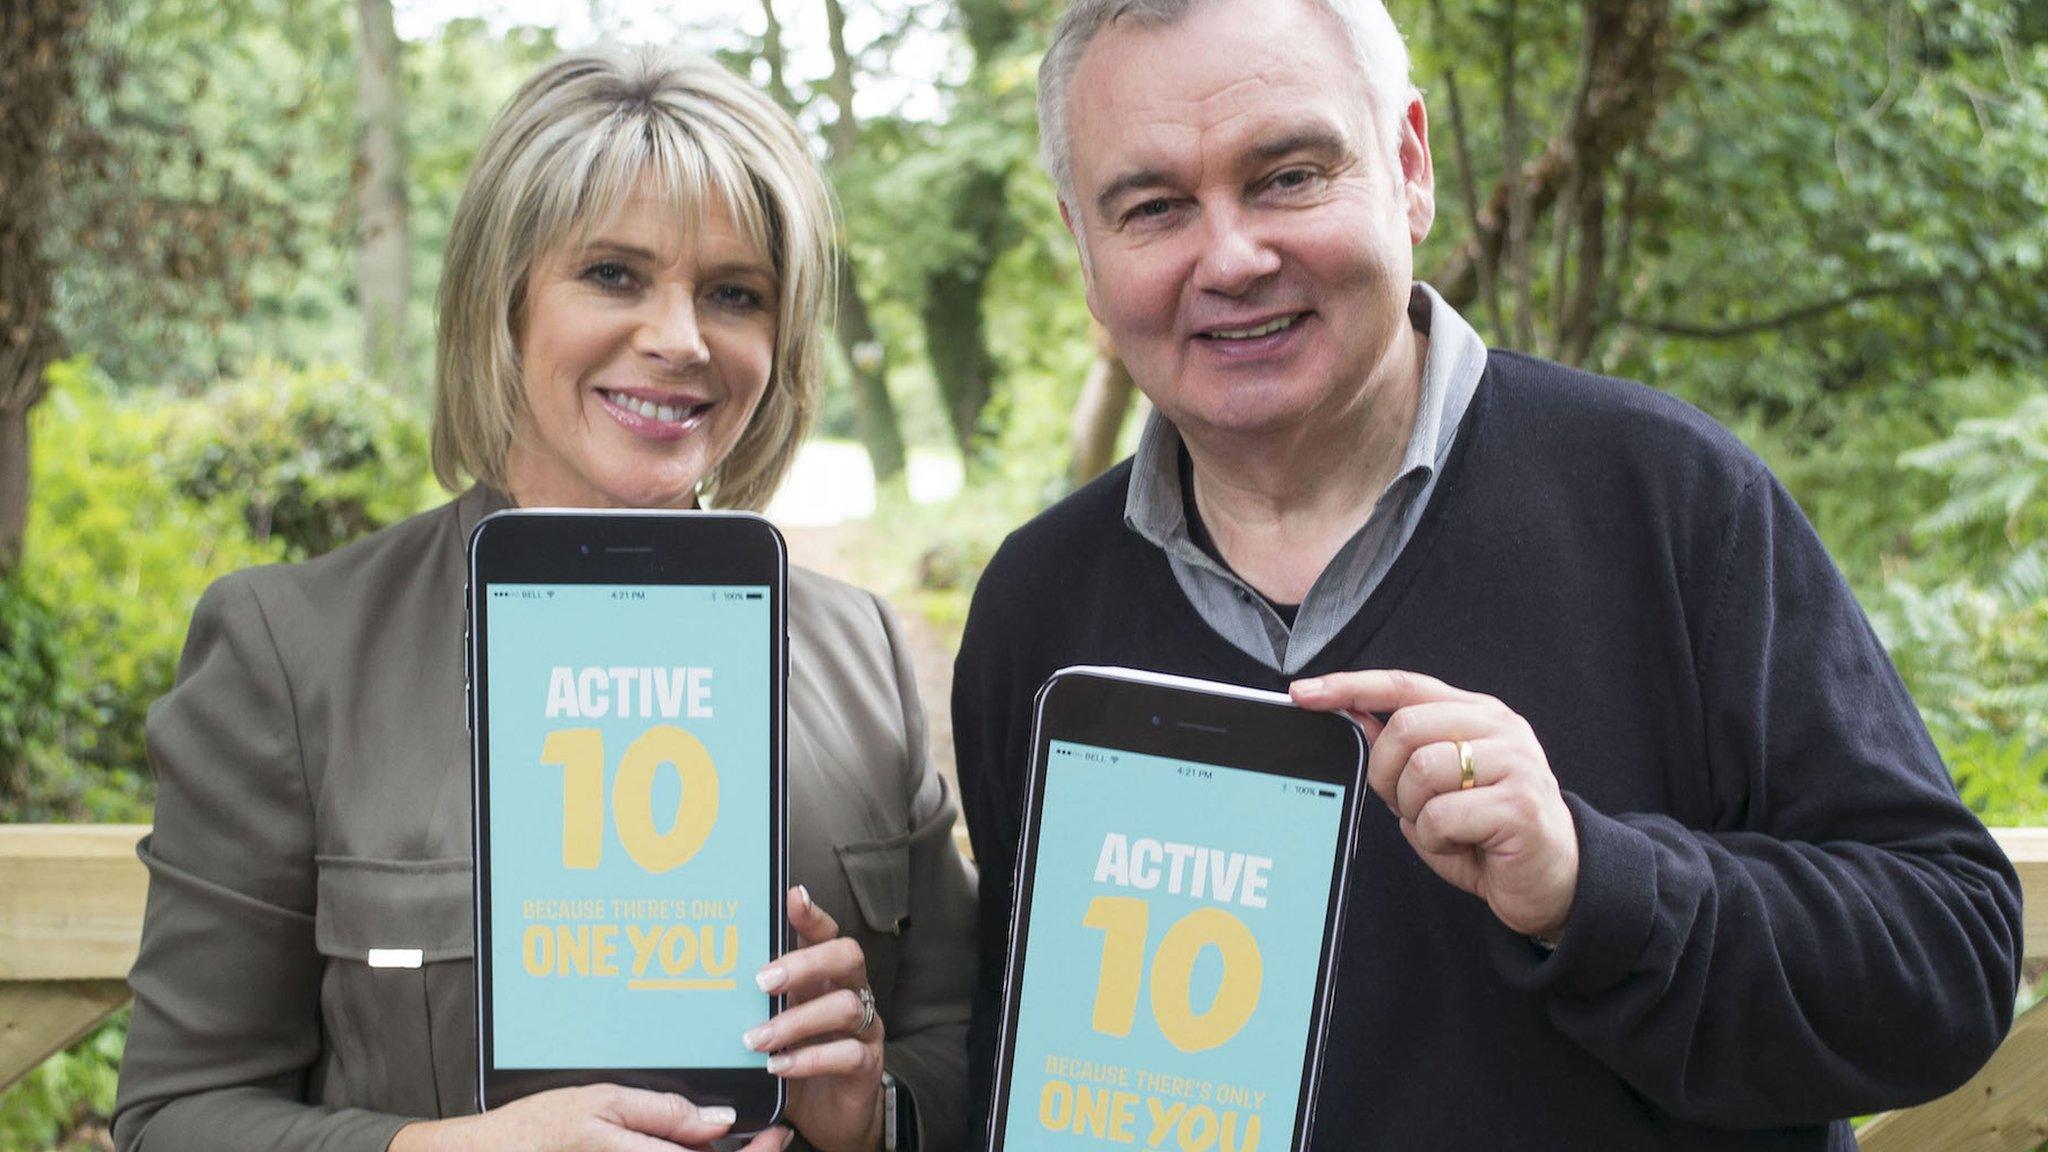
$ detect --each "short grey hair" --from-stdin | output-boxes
[433,45,835,511]
[1036,0,1413,209]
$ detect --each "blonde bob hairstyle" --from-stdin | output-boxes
[431,45,835,511]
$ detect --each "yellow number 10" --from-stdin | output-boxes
[1082,895,1263,1053]
[538,726,720,873]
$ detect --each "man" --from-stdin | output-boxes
[952,0,2023,1147]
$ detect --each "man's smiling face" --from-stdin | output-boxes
[1061,0,1434,443]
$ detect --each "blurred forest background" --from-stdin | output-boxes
[2,0,2046,1145]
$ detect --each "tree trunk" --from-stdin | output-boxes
[757,0,793,112]
[0,0,91,574]
[354,0,410,388]
[1068,324,1135,486]
[819,0,909,483]
[834,254,906,483]
[922,0,1019,464]
[923,167,1004,460]
[1431,0,1678,314]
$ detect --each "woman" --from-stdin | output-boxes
[112,46,974,1152]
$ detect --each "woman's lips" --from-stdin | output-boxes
[596,387,711,440]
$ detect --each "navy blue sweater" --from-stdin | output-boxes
[953,352,2022,1150]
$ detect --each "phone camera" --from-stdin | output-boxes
[579,543,591,556]
[1150,715,1162,727]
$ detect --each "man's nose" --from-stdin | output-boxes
[635,286,711,370]
[1192,204,1282,296]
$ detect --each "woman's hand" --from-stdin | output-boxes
[388,1084,792,1152]
[746,886,888,1152]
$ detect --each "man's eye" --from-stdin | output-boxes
[1123,199,1177,225]
[1270,169,1319,192]
[581,261,637,289]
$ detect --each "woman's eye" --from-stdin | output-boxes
[712,284,767,311]
[581,261,635,289]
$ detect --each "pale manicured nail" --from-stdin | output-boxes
[743,1026,772,1051]
[756,965,786,992]
[1293,677,1325,694]
[701,1106,737,1126]
[766,1053,793,1075]
[795,884,813,911]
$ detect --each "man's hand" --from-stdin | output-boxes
[1292,670,1579,939]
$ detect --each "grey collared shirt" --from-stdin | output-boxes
[1123,282,1487,674]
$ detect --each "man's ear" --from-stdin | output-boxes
[1399,93,1436,246]
[1059,198,1104,321]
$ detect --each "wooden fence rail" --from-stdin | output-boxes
[2,824,2043,1149]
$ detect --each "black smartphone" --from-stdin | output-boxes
[467,509,786,1125]
[989,666,1365,1152]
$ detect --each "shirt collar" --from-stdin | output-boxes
[1125,281,1486,549]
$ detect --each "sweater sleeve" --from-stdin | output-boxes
[949,553,1029,1146]
[1490,468,2024,1125]
[113,575,411,1152]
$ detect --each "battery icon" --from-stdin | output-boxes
[1317,788,1337,798]
[745,592,764,600]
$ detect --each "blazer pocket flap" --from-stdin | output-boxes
[835,835,911,937]
[315,857,474,962]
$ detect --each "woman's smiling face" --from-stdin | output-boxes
[504,183,779,510]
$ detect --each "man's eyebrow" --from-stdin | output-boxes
[1093,169,1177,219]
[1091,128,1353,218]
[1245,126,1350,166]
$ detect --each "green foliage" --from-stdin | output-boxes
[49,0,359,386]
[165,362,435,558]
[1868,390,2048,823]
[5,357,434,825]
[0,1015,126,1152]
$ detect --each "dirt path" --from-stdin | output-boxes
[783,525,958,795]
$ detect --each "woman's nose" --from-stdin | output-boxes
[635,287,711,370]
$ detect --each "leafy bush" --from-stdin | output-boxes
[0,1015,125,1152]
[165,360,435,559]
[3,357,435,823]
[1868,391,2048,823]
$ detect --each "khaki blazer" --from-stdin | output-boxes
[113,488,977,1151]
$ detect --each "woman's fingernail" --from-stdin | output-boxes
[701,1106,737,1126]
[795,884,813,911]
[766,1053,793,1075]
[1293,677,1325,694]
[756,965,786,992]
[743,1026,772,1051]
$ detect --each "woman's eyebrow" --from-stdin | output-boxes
[575,240,662,263]
[703,258,777,281]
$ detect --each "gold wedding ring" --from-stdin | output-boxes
[1457,740,1475,790]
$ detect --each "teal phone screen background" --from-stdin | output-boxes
[485,584,770,1070]
[1003,741,1346,1149]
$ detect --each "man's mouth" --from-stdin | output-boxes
[598,388,710,425]
[1198,313,1307,342]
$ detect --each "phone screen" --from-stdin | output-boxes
[482,581,773,1072]
[1001,739,1348,1150]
